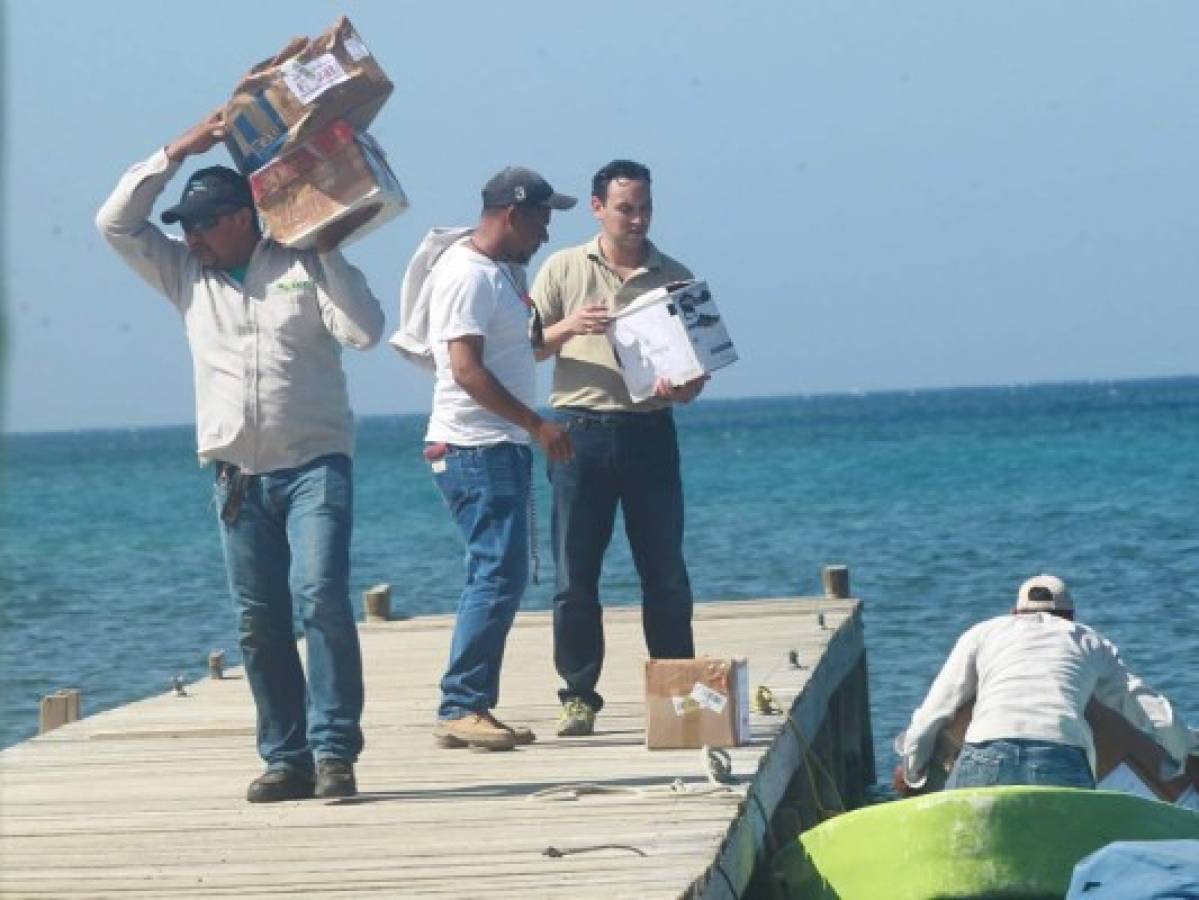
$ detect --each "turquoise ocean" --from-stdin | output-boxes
[3,376,1197,776]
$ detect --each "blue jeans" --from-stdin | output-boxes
[548,408,694,713]
[947,739,1095,789]
[215,454,364,774]
[433,443,531,720]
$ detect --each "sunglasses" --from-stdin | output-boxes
[181,214,224,234]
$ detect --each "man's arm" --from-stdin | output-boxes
[1092,636,1197,775]
[530,256,613,362]
[898,627,982,789]
[447,336,572,463]
[95,111,227,305]
[312,237,386,350]
[535,303,613,361]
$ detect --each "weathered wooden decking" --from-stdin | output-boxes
[0,597,870,899]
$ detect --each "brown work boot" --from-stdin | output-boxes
[245,767,315,803]
[433,712,518,751]
[490,713,536,745]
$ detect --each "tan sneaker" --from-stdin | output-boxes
[433,712,518,751]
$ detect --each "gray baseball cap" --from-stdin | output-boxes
[482,166,576,210]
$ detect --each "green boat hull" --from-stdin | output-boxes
[775,787,1199,900]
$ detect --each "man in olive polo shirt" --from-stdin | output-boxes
[531,159,706,737]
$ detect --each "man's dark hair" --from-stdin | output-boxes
[591,160,652,202]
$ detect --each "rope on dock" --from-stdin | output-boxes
[784,715,846,820]
[528,747,744,802]
[753,685,785,715]
[527,778,739,802]
[542,844,647,858]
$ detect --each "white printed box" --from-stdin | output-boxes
[607,280,737,402]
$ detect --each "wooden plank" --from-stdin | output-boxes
[0,596,868,898]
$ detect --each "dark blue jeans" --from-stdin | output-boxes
[433,443,531,720]
[947,739,1095,789]
[548,408,694,712]
[215,454,364,775]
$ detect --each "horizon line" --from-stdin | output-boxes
[4,372,1197,438]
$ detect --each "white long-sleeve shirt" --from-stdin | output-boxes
[901,613,1195,785]
[96,148,385,474]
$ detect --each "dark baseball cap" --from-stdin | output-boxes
[482,166,577,210]
[161,166,254,225]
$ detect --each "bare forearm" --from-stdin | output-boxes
[453,360,542,434]
[534,303,611,361]
[535,319,575,361]
[165,109,227,163]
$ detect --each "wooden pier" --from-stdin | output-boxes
[0,589,873,899]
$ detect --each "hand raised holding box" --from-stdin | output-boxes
[165,109,228,163]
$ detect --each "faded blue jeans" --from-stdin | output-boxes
[215,453,364,775]
[947,738,1095,789]
[548,408,694,713]
[433,443,531,720]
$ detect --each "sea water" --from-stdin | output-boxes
[3,377,1196,776]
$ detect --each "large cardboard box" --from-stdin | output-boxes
[225,16,393,173]
[645,657,750,750]
[918,700,1199,807]
[607,280,737,402]
[250,119,408,249]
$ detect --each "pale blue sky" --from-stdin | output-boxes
[3,1,1196,432]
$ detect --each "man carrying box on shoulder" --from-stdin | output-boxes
[530,160,706,738]
[96,109,384,803]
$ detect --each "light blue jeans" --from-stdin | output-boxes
[947,738,1095,789]
[215,453,364,775]
[432,443,531,720]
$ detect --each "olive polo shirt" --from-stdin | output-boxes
[530,235,693,412]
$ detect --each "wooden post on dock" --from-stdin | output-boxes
[39,688,81,734]
[822,564,851,599]
[208,650,226,679]
[364,583,392,622]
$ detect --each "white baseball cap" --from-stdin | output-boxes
[1016,574,1074,612]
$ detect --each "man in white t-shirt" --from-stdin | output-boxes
[423,167,575,751]
[896,574,1195,793]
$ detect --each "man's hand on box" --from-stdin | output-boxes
[565,303,612,338]
[314,205,379,254]
[654,374,709,404]
[166,109,227,163]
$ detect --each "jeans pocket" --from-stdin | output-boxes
[1027,757,1093,788]
[483,446,529,500]
[948,747,1004,788]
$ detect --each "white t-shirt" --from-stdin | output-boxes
[425,242,535,445]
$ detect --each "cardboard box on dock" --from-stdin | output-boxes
[925,700,1199,808]
[250,119,408,249]
[607,280,737,403]
[645,657,750,749]
[224,16,393,173]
